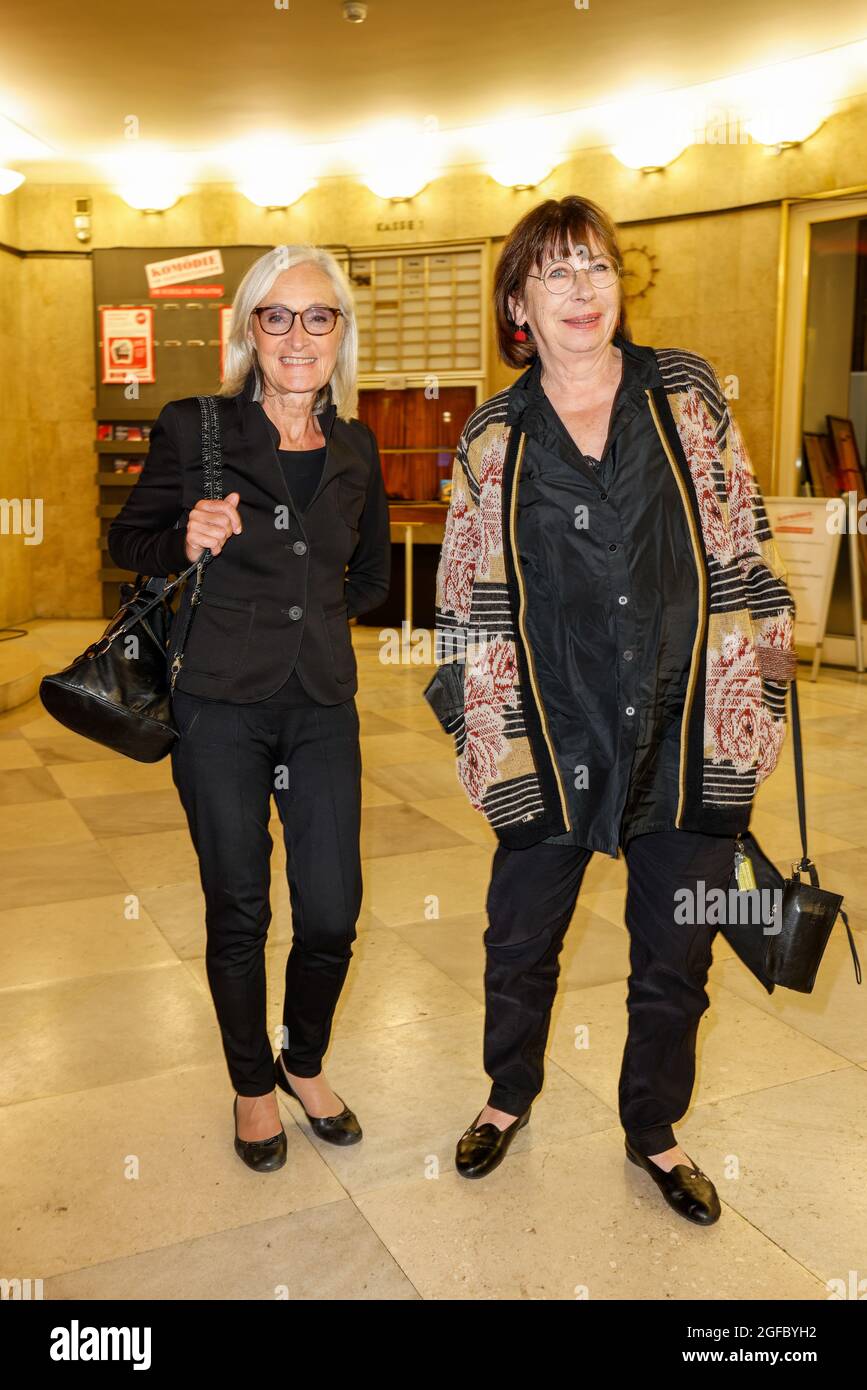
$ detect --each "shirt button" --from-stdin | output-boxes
[599,492,609,501]
[608,543,618,552]
[287,606,303,620]
[618,595,628,605]
[625,705,635,716]
[623,650,634,661]
[292,540,307,555]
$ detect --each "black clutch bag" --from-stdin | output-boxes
[731,679,861,994]
[38,396,223,762]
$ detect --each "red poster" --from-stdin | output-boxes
[101,307,155,384]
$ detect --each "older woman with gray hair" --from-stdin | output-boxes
[108,244,391,1172]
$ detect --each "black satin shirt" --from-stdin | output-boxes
[511,338,700,857]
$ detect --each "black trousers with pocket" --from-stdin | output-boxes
[169,670,363,1097]
[483,828,736,1154]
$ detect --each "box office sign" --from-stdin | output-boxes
[100,307,155,384]
[144,249,225,291]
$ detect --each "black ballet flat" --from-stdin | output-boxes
[273,1054,362,1146]
[624,1138,721,1225]
[233,1095,287,1173]
[455,1106,531,1179]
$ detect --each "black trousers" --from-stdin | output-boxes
[484,829,736,1154]
[169,670,362,1097]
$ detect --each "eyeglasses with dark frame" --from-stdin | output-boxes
[527,256,621,293]
[253,304,344,335]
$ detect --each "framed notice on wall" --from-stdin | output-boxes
[100,306,155,384]
[765,495,864,676]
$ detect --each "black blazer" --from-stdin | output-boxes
[107,367,391,703]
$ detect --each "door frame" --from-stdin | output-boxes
[774,183,867,494]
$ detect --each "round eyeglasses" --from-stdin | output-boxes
[253,305,343,335]
[527,258,620,293]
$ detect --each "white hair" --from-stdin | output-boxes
[219,243,359,421]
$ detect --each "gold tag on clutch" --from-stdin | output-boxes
[734,841,758,891]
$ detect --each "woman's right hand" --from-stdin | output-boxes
[184,492,242,562]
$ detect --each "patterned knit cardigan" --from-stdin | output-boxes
[423,347,798,849]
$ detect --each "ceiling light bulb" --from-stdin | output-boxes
[485,120,556,188]
[610,100,692,170]
[106,146,188,210]
[358,122,437,200]
[745,102,827,147]
[226,138,314,207]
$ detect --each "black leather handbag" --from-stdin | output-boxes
[38,396,223,762]
[731,679,861,993]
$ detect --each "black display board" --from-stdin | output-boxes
[92,245,268,418]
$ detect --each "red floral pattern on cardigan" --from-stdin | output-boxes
[705,629,762,773]
[440,489,477,623]
[680,391,733,563]
[439,435,506,621]
[459,638,518,807]
[727,418,758,558]
[476,435,506,580]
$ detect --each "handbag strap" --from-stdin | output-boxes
[790,679,809,870]
[199,394,223,502]
[89,396,223,657]
[166,396,223,685]
[788,677,862,984]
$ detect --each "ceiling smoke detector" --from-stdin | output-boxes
[342,2,368,22]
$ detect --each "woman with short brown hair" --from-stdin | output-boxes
[426,196,796,1224]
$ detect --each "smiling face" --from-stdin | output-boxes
[509,234,621,367]
[249,262,344,401]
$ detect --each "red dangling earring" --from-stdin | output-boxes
[513,323,529,342]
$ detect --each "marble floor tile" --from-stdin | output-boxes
[711,925,867,1062]
[1,1065,344,1278]
[271,1011,617,1198]
[46,757,175,799]
[43,1201,418,1300]
[27,733,126,765]
[677,1066,867,1289]
[363,757,468,801]
[0,893,176,989]
[70,787,190,838]
[0,961,223,1105]
[0,738,43,769]
[0,765,64,803]
[0,798,94,849]
[359,802,470,857]
[407,795,498,847]
[359,843,494,926]
[546,977,850,1116]
[360,730,455,767]
[353,1127,827,1300]
[0,839,130,909]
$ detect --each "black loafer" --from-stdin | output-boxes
[624,1138,721,1225]
[273,1054,362,1146]
[233,1095,287,1173]
[455,1106,531,1179]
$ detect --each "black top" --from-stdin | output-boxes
[277,445,327,514]
[105,375,391,705]
[512,344,700,857]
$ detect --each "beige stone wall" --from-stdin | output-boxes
[4,93,867,619]
[0,195,32,627]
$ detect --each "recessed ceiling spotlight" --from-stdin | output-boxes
[342,1,368,22]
